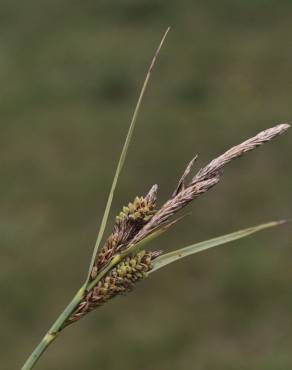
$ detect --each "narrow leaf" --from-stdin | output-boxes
[150,220,286,273]
[85,28,170,283]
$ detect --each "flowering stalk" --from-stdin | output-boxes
[21,28,290,370]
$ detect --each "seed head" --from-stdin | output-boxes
[67,250,160,325]
[73,123,289,326]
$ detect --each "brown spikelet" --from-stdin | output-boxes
[91,185,158,279]
[67,250,160,325]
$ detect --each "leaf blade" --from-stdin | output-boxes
[150,220,286,273]
[85,28,170,284]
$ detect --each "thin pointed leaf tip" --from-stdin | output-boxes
[150,220,287,273]
[86,28,170,283]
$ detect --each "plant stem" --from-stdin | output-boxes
[21,285,86,370]
[22,253,123,370]
[22,253,126,370]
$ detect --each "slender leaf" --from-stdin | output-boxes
[85,27,170,283]
[150,220,286,273]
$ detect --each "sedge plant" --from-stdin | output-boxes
[22,28,290,369]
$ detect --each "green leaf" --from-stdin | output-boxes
[150,220,286,273]
[85,28,170,284]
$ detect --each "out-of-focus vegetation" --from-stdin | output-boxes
[0,1,291,369]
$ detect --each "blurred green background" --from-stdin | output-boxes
[1,1,291,369]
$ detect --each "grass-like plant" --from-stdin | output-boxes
[22,28,290,369]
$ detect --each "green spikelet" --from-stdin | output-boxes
[116,196,156,223]
[67,250,160,325]
[92,190,157,278]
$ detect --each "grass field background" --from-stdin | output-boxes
[1,1,291,369]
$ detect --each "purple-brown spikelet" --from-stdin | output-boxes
[129,124,290,246]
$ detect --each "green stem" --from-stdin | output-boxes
[21,285,86,370]
[22,253,126,370]
[22,252,130,369]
